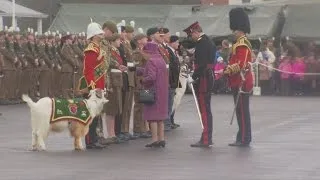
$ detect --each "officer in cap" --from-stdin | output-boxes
[183,21,215,148]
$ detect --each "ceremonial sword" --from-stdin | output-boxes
[187,74,204,129]
[230,70,248,125]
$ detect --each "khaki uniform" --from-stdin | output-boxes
[0,41,18,100]
[0,41,5,99]
[51,44,63,97]
[21,42,38,99]
[46,43,61,97]
[14,41,29,98]
[37,42,53,97]
[60,44,79,98]
[103,45,123,116]
[72,43,84,86]
[132,49,149,133]
[121,40,135,133]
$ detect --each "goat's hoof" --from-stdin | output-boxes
[38,147,46,151]
[29,146,38,151]
[74,148,84,151]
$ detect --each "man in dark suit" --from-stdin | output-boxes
[184,22,216,148]
[165,35,181,130]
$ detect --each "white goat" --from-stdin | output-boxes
[22,89,108,151]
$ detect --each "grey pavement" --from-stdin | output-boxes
[0,95,320,180]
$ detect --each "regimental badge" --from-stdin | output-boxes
[81,111,87,117]
[57,109,63,115]
[68,104,78,115]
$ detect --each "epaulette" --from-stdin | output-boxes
[84,42,99,54]
[232,36,252,55]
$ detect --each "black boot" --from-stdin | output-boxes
[228,141,250,147]
[190,141,213,148]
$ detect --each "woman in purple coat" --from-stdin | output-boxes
[139,41,169,147]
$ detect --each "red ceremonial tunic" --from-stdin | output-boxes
[83,41,106,90]
[227,36,253,91]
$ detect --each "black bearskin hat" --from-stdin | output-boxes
[229,8,250,34]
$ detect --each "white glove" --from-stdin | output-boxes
[187,76,194,83]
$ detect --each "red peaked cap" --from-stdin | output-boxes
[183,21,201,35]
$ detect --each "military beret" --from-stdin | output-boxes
[146,27,159,37]
[159,27,169,35]
[125,25,134,33]
[108,33,121,42]
[169,35,179,43]
[102,21,118,33]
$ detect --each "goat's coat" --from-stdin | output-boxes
[22,89,108,151]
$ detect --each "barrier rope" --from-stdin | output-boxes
[251,62,320,76]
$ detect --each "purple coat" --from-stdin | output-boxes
[140,42,169,121]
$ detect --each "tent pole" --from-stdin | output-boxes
[12,0,16,30]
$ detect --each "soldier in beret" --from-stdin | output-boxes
[101,33,127,144]
[120,25,139,140]
[132,33,152,138]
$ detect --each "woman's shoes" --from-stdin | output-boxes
[157,140,166,148]
[145,141,166,148]
[145,141,159,147]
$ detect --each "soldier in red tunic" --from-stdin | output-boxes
[223,8,253,147]
[79,21,107,149]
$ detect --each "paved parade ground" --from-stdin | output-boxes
[0,95,320,180]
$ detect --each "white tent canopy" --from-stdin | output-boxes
[49,4,282,39]
[0,0,47,33]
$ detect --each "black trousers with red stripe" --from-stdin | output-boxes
[85,116,100,146]
[232,88,252,144]
[196,92,213,145]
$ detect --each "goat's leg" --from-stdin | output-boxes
[37,133,47,151]
[31,131,38,151]
[74,136,83,151]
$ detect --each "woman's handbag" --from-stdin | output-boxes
[138,89,155,104]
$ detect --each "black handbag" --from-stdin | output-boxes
[138,89,155,104]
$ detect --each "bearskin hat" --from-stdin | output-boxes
[229,8,250,34]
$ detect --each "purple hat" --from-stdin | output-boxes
[143,42,160,55]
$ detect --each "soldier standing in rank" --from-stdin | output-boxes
[131,33,152,138]
[52,34,63,97]
[101,33,127,143]
[119,25,138,140]
[60,35,79,98]
[184,21,215,148]
[3,32,20,102]
[46,35,61,97]
[222,8,253,147]
[72,35,84,87]
[21,34,37,99]
[12,32,23,101]
[14,33,29,99]
[37,35,53,97]
[80,21,107,149]
[99,21,125,144]
[26,33,40,99]
[0,32,6,103]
